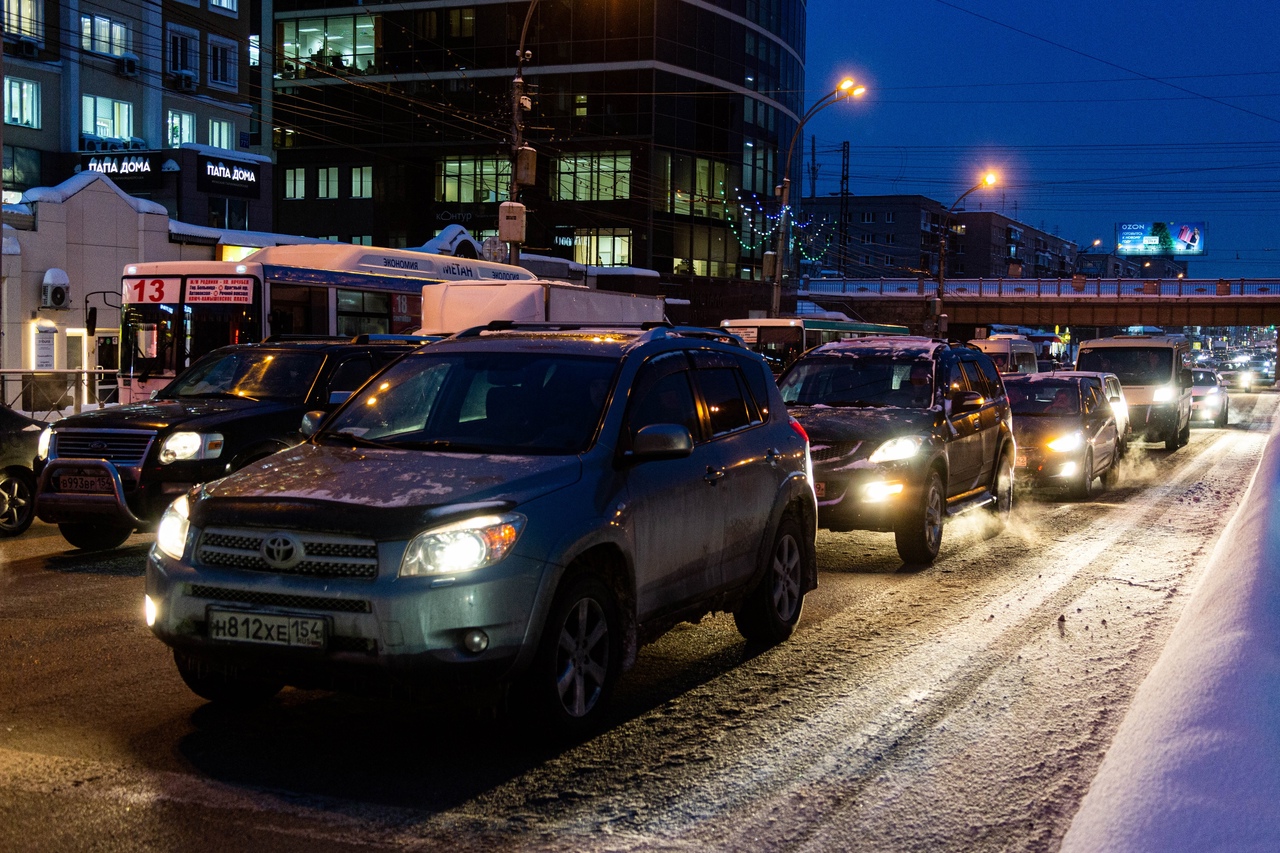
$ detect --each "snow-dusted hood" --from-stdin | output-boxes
[55,397,300,433]
[790,405,940,447]
[190,443,582,537]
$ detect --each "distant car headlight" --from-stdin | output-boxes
[1047,431,1084,453]
[868,436,923,464]
[1241,371,1254,385]
[399,513,526,577]
[1152,385,1175,403]
[37,427,53,460]
[155,494,190,561]
[159,431,224,464]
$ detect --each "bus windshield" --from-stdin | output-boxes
[1077,347,1172,385]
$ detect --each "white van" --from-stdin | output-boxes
[1075,335,1193,450]
[969,335,1039,375]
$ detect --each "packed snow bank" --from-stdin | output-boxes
[1062,419,1280,852]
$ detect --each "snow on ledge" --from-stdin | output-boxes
[22,172,168,215]
[1062,416,1280,851]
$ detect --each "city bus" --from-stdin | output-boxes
[119,243,536,402]
[720,317,912,373]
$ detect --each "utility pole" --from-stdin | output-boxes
[838,141,849,276]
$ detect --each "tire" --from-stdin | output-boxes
[173,649,282,708]
[0,469,36,537]
[896,470,945,565]
[1102,449,1122,489]
[1165,426,1179,451]
[1216,402,1229,428]
[1073,448,1098,500]
[734,514,808,644]
[527,575,621,734]
[1177,418,1191,447]
[981,454,1013,538]
[58,521,134,551]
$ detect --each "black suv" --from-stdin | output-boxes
[777,336,1015,564]
[144,324,816,731]
[34,336,426,551]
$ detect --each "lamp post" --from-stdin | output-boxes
[505,0,541,266]
[934,171,996,331]
[770,78,865,317]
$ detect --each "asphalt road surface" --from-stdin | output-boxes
[2,394,1274,852]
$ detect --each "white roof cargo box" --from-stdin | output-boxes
[420,280,666,335]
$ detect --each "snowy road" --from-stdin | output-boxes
[1,394,1273,851]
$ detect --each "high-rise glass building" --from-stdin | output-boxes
[269,0,805,308]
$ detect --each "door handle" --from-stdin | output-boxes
[704,466,725,485]
[766,447,780,467]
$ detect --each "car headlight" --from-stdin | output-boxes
[399,512,526,577]
[1205,386,1220,396]
[37,427,53,460]
[868,436,923,464]
[1242,371,1254,384]
[1152,385,1175,403]
[155,494,190,561]
[159,432,224,464]
[1047,431,1083,453]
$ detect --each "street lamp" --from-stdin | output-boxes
[770,78,866,317]
[934,171,996,331]
[503,0,541,266]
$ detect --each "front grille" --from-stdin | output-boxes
[189,584,372,613]
[54,430,155,465]
[196,528,379,579]
[811,441,861,464]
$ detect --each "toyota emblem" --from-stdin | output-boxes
[261,532,304,570]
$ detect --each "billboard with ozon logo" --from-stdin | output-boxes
[1116,222,1206,256]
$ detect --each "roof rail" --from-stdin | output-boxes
[452,320,655,338]
[263,335,349,342]
[350,334,439,344]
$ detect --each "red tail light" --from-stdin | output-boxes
[789,416,809,443]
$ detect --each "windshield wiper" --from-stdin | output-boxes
[320,432,391,449]
[823,399,887,408]
[391,439,508,453]
[179,391,261,402]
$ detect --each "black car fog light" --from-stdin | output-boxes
[462,629,489,654]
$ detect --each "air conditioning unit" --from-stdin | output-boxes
[16,38,39,59]
[116,55,139,77]
[40,270,71,310]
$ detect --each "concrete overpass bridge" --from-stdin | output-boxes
[799,277,1280,335]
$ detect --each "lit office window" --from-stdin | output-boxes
[318,166,339,198]
[351,165,373,199]
[573,228,631,267]
[434,156,509,203]
[81,95,133,140]
[4,78,40,129]
[80,14,130,56]
[208,119,234,149]
[285,168,306,199]
[166,110,194,146]
[552,152,631,202]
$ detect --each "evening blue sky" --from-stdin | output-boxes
[802,0,1279,278]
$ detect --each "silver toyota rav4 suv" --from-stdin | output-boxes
[145,325,816,731]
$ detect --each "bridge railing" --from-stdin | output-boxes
[800,278,1280,299]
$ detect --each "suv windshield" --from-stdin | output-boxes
[1077,347,1172,385]
[321,351,618,454]
[164,350,326,402]
[1007,381,1080,415]
[779,355,934,408]
[1192,370,1217,385]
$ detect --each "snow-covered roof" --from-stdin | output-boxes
[21,171,168,215]
[589,265,661,278]
[177,143,272,164]
[167,219,336,247]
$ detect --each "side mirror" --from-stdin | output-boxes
[86,307,98,337]
[300,410,327,438]
[149,389,159,401]
[628,423,693,461]
[1180,368,1193,389]
[949,389,983,415]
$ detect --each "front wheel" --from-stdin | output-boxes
[173,650,282,708]
[527,576,621,735]
[0,469,36,537]
[1073,448,1098,500]
[1177,418,1191,447]
[981,455,1013,538]
[1102,449,1122,489]
[1215,402,1228,428]
[59,521,134,551]
[734,514,808,644]
[896,470,945,565]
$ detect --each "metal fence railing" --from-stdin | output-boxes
[0,369,120,422]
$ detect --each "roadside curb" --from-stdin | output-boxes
[1061,413,1280,851]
